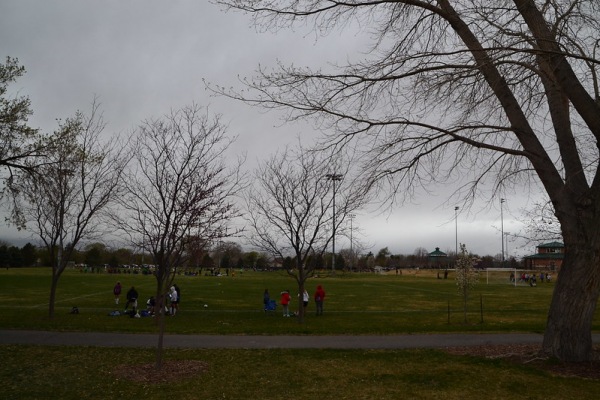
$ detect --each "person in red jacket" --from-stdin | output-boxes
[280,290,291,317]
[314,285,326,316]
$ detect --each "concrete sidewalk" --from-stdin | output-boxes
[5,330,598,349]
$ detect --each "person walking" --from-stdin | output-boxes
[280,290,291,317]
[314,285,326,316]
[113,281,122,305]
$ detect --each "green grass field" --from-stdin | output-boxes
[1,267,599,399]
[2,267,586,334]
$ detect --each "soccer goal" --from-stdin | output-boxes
[484,268,554,286]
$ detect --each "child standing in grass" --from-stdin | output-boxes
[113,281,122,305]
[280,290,291,317]
[169,286,179,316]
[301,289,309,310]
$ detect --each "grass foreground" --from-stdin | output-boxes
[1,267,599,399]
[2,345,600,400]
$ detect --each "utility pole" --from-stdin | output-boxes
[349,213,355,271]
[326,173,343,274]
[454,206,459,262]
[500,198,505,266]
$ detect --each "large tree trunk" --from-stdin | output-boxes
[48,273,59,319]
[295,261,307,324]
[155,293,167,370]
[297,281,305,324]
[543,240,600,362]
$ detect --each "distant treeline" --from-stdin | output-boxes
[0,243,38,268]
[0,241,520,271]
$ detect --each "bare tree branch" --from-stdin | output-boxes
[246,143,367,321]
[213,0,600,362]
[11,98,127,318]
[117,103,244,369]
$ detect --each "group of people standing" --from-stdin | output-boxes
[264,285,326,317]
[112,282,140,316]
[112,281,180,317]
[115,280,326,318]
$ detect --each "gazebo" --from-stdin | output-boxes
[428,247,448,268]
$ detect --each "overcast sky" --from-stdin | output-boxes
[0,0,538,258]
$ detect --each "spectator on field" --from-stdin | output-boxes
[169,286,179,316]
[146,296,156,315]
[314,285,326,316]
[280,290,291,317]
[529,274,537,287]
[124,286,138,313]
[301,289,309,310]
[113,281,122,305]
[174,284,181,304]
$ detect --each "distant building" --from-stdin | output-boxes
[523,241,564,271]
[428,247,448,268]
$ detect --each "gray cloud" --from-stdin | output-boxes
[0,0,534,257]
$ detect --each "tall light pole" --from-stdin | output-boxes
[349,213,355,271]
[500,198,505,266]
[326,173,343,274]
[504,232,510,265]
[454,206,459,261]
[141,210,149,266]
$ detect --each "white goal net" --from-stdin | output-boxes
[483,268,555,286]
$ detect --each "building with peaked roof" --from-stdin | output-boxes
[523,241,564,271]
[428,247,448,268]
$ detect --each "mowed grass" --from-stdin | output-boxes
[0,267,598,334]
[2,345,600,400]
[2,268,600,399]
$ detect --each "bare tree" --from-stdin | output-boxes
[186,234,211,274]
[213,241,244,271]
[520,200,563,244]
[247,145,365,322]
[215,0,600,361]
[117,104,242,370]
[337,215,369,272]
[12,100,126,318]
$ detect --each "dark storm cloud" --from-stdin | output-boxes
[0,0,531,257]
